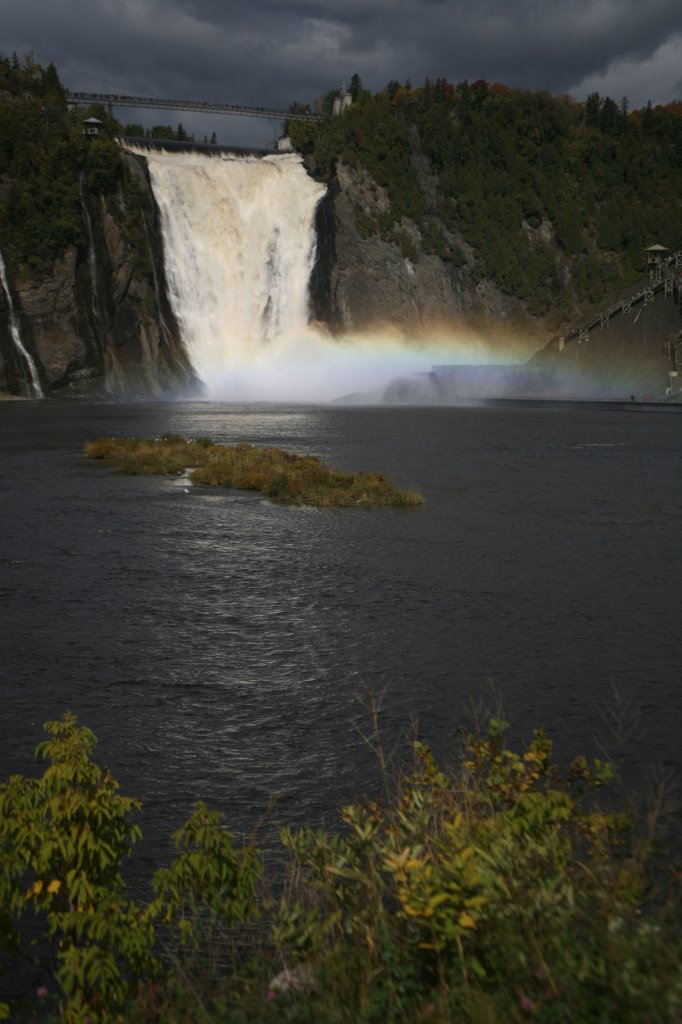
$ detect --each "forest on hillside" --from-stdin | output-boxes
[0,54,180,280]
[289,77,682,322]
[0,53,160,288]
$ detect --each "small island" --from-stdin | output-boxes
[85,435,424,507]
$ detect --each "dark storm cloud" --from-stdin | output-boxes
[2,0,681,112]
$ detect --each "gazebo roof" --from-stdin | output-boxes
[645,243,669,252]
[82,117,103,125]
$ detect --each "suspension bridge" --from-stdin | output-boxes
[67,91,323,123]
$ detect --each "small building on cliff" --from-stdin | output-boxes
[81,117,103,138]
[645,243,669,267]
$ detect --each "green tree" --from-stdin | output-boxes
[0,713,155,1021]
[349,72,363,101]
[149,123,176,140]
[85,136,123,193]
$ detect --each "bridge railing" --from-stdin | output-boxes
[67,91,323,123]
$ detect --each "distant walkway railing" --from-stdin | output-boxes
[67,91,323,123]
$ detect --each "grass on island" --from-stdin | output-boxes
[1,712,680,1023]
[85,434,424,508]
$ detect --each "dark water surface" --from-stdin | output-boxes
[1,400,680,881]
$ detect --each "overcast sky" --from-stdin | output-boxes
[2,0,681,146]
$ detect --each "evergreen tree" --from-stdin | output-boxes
[349,73,363,101]
[584,91,601,129]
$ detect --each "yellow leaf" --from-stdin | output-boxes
[47,879,61,894]
[459,912,477,929]
[26,880,43,898]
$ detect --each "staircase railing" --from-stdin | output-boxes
[560,251,682,349]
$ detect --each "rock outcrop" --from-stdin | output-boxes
[0,151,198,398]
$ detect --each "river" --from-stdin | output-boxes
[1,399,680,882]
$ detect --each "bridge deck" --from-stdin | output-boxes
[68,91,322,123]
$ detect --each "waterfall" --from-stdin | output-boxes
[0,249,43,398]
[128,146,325,397]
[79,173,103,339]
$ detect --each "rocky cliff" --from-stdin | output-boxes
[0,151,197,399]
[308,158,543,353]
[305,155,680,398]
[295,82,682,397]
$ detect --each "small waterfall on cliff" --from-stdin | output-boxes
[0,249,43,398]
[130,146,325,397]
[79,173,103,340]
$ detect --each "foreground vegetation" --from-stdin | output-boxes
[0,712,679,1022]
[85,435,424,507]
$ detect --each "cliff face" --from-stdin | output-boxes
[309,159,544,351]
[307,156,680,397]
[0,152,197,398]
[293,83,682,386]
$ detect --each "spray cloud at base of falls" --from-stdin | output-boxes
[133,145,520,403]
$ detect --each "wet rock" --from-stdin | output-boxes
[0,161,199,397]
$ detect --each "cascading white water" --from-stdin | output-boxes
[131,146,325,397]
[79,173,103,338]
[0,249,43,398]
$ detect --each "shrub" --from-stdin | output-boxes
[275,720,682,1022]
[0,714,680,1021]
[0,712,156,1021]
[0,715,261,1022]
